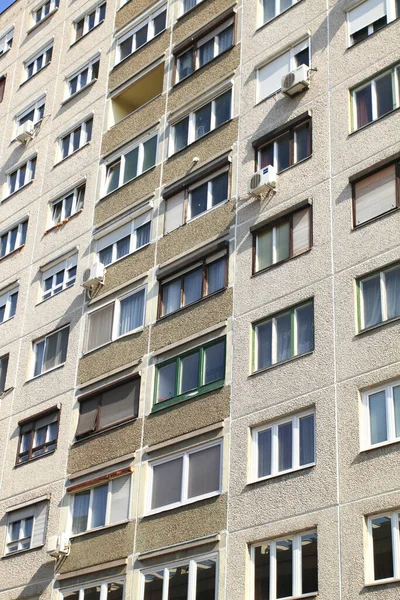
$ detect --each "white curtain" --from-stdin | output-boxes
[276,313,291,362]
[385,267,400,320]
[116,235,130,259]
[199,39,214,67]
[87,305,114,351]
[119,289,145,335]
[90,484,107,529]
[72,491,90,534]
[208,259,225,293]
[163,279,181,315]
[362,276,382,327]
[218,25,233,54]
[43,328,69,371]
[296,303,313,354]
[184,269,202,305]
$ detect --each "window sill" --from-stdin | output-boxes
[250,350,314,377]
[0,245,25,263]
[157,287,226,322]
[169,118,233,160]
[0,315,15,326]
[61,79,97,106]
[83,326,145,357]
[255,0,305,33]
[70,20,104,48]
[44,209,83,235]
[27,362,65,383]
[152,380,224,413]
[352,206,399,231]
[145,490,220,517]
[19,61,51,88]
[346,16,399,50]
[349,105,400,136]
[98,164,156,203]
[14,448,56,468]
[364,578,400,588]
[252,248,311,278]
[27,7,59,34]
[111,29,167,73]
[2,179,34,203]
[54,142,91,168]
[0,48,11,60]
[70,519,130,540]
[173,44,234,89]
[73,417,137,445]
[2,544,44,559]
[357,315,400,336]
[361,438,400,454]
[248,463,315,486]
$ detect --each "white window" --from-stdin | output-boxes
[252,411,315,482]
[6,157,37,197]
[97,213,151,267]
[33,0,59,25]
[41,254,78,301]
[182,0,203,15]
[260,0,300,26]
[61,581,125,600]
[115,5,167,64]
[142,554,217,600]
[351,64,400,131]
[6,501,48,554]
[104,133,158,195]
[0,354,8,393]
[367,511,400,583]
[59,117,93,161]
[50,183,85,226]
[0,220,28,258]
[24,46,52,81]
[362,380,400,448]
[32,326,69,377]
[170,89,232,155]
[358,263,400,330]
[85,287,146,352]
[70,474,131,535]
[353,163,398,227]
[74,2,106,42]
[66,57,99,99]
[257,38,309,101]
[0,286,18,323]
[347,0,398,46]
[16,98,45,129]
[0,27,13,56]
[251,531,318,600]
[148,441,222,513]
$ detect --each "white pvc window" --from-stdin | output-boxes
[0,286,18,323]
[257,38,309,100]
[59,117,93,161]
[66,57,99,98]
[362,380,400,448]
[16,98,45,129]
[148,441,222,514]
[104,134,158,195]
[115,5,167,64]
[33,0,59,25]
[261,0,300,26]
[142,554,218,600]
[61,581,125,600]
[74,2,106,42]
[347,0,398,46]
[252,411,315,482]
[367,511,400,583]
[0,221,28,258]
[41,255,78,300]
[359,263,400,330]
[97,213,151,267]
[0,27,13,56]
[351,65,400,131]
[170,89,232,155]
[50,184,85,226]
[6,501,48,555]
[7,158,37,196]
[25,46,52,80]
[71,475,131,535]
[32,326,69,377]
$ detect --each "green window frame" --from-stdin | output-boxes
[357,262,400,331]
[153,337,226,411]
[252,300,314,373]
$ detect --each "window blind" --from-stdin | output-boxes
[98,378,139,428]
[109,474,130,523]
[86,303,114,352]
[292,207,310,254]
[355,165,396,225]
[76,396,99,436]
[348,0,386,35]
[164,191,185,234]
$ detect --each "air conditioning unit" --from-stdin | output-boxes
[16,120,35,143]
[82,262,105,289]
[249,165,277,196]
[47,533,70,558]
[281,64,310,97]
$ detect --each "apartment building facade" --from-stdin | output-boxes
[0,0,399,598]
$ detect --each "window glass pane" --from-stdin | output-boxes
[214,90,231,127]
[275,221,290,263]
[136,24,148,49]
[72,490,90,534]
[143,135,157,171]
[183,0,196,11]
[144,571,164,600]
[204,340,225,384]
[87,304,114,351]
[369,390,387,444]
[119,37,132,61]
[163,279,181,315]
[376,72,393,118]
[295,122,310,162]
[218,24,233,53]
[107,162,120,193]
[296,303,313,354]
[211,172,228,206]
[257,229,273,270]
[80,67,88,87]
[183,268,202,305]
[90,484,108,528]
[174,117,189,152]
[72,127,81,151]
[136,222,150,248]
[257,320,272,369]
[301,533,318,594]
[362,275,382,328]
[34,340,45,377]
[153,11,166,35]
[393,385,400,438]
[276,539,293,598]
[355,85,373,129]
[151,457,183,509]
[9,227,17,250]
[124,147,138,183]
[116,235,130,260]
[299,414,315,465]
[158,362,177,402]
[196,557,216,599]
[199,39,214,68]
[372,516,393,580]
[119,289,145,335]
[207,259,225,294]
[188,444,220,498]
[276,312,291,363]
[263,0,275,22]
[294,46,309,67]
[99,246,113,267]
[258,428,272,478]
[195,103,211,139]
[178,50,193,80]
[385,267,400,320]
[62,136,70,159]
[168,565,189,600]
[276,134,290,172]
[260,143,274,169]
[254,545,270,600]
[190,183,208,218]
[85,118,92,142]
[180,352,199,393]
[64,194,73,218]
[278,422,292,471]
[99,3,106,21]
[43,328,68,371]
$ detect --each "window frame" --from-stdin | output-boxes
[351,161,400,228]
[6,515,34,554]
[153,336,226,411]
[49,183,85,228]
[60,579,126,600]
[252,299,314,373]
[259,0,301,28]
[74,2,106,43]
[357,262,400,331]
[346,0,398,47]
[32,0,59,25]
[362,379,400,449]
[16,408,60,465]
[0,220,28,258]
[41,254,78,301]
[252,204,312,274]
[147,439,223,514]
[96,212,151,267]
[366,510,400,584]
[0,27,13,56]
[256,117,312,174]
[0,354,8,393]
[58,116,93,161]
[32,324,69,378]
[66,56,100,99]
[0,285,18,324]
[16,98,46,130]
[115,4,167,65]
[181,0,204,16]
[24,45,52,81]
[6,157,37,197]
[158,250,228,318]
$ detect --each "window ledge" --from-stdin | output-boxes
[111,29,168,73]
[44,209,83,235]
[61,79,97,106]
[83,327,145,357]
[70,21,104,48]
[27,7,58,34]
[352,206,399,230]
[255,0,305,33]
[145,490,221,517]
[0,48,11,60]
[361,438,400,454]
[173,45,234,89]
[0,245,25,263]
[152,380,224,413]
[53,142,91,168]
[19,61,51,88]
[36,284,78,306]
[349,105,400,137]
[27,362,65,383]
[14,449,56,468]
[0,315,15,326]
[357,315,400,336]
[247,463,315,486]
[69,519,130,540]
[250,350,314,378]
[2,544,44,559]
[73,417,137,445]
[98,165,156,203]
[2,179,34,203]
[169,118,233,160]
[157,287,226,322]
[364,578,400,588]
[252,248,311,278]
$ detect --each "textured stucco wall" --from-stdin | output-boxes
[96,243,155,297]
[172,0,236,44]
[115,0,156,31]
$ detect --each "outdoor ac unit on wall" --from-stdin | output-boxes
[281,65,310,97]
[16,120,35,143]
[82,262,105,289]
[249,165,277,196]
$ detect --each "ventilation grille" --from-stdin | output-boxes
[282,72,295,89]
[250,173,261,191]
[82,268,91,282]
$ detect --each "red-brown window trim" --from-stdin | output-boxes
[255,116,312,173]
[66,466,133,493]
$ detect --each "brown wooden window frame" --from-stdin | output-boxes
[16,407,60,465]
[256,117,312,174]
[158,251,228,319]
[252,204,312,275]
